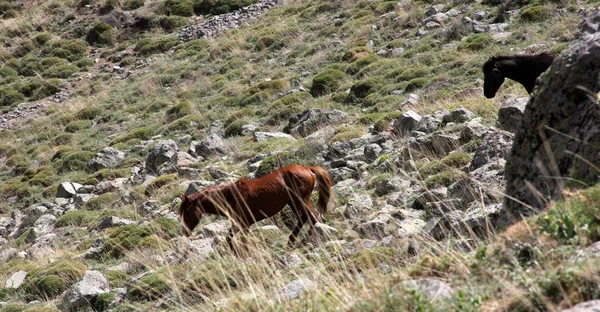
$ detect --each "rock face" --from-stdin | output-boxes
[146,140,179,175]
[62,270,109,310]
[87,147,125,172]
[288,108,346,137]
[497,97,527,133]
[503,9,600,228]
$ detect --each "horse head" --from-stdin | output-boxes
[178,195,203,237]
[482,56,505,99]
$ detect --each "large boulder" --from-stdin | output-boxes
[87,147,125,172]
[393,110,422,136]
[470,130,513,171]
[503,10,600,228]
[497,97,528,133]
[190,134,227,158]
[146,140,179,175]
[56,182,83,199]
[61,270,109,310]
[25,214,56,244]
[287,108,346,138]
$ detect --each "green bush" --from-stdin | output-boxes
[193,0,255,15]
[458,33,493,51]
[90,168,130,181]
[166,0,194,16]
[0,2,13,15]
[23,260,86,299]
[110,126,154,145]
[53,151,94,173]
[128,273,170,301]
[310,68,345,96]
[85,192,119,210]
[519,5,549,22]
[52,133,74,146]
[224,119,247,137]
[349,78,383,100]
[86,22,115,46]
[424,169,467,188]
[328,125,367,146]
[159,15,189,31]
[103,224,153,257]
[65,120,91,133]
[538,184,600,244]
[56,210,100,227]
[165,101,191,121]
[104,271,128,288]
[43,64,79,78]
[32,32,51,46]
[75,106,102,120]
[135,36,180,56]
[346,54,379,75]
[418,153,472,177]
[124,0,145,10]
[404,78,428,92]
[0,86,24,106]
[144,173,177,196]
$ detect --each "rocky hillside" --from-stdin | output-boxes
[1,0,600,311]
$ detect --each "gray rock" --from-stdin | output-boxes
[374,176,410,197]
[93,178,127,195]
[329,167,359,184]
[399,278,455,300]
[0,248,17,262]
[94,216,136,232]
[5,270,27,289]
[422,210,465,241]
[62,270,109,310]
[562,300,600,312]
[393,110,422,136]
[358,214,394,239]
[253,131,296,142]
[503,8,600,228]
[460,119,489,142]
[138,200,160,216]
[285,252,302,268]
[449,161,506,206]
[425,199,463,218]
[344,194,373,219]
[178,167,201,179]
[414,187,448,210]
[0,217,15,238]
[288,108,346,138]
[88,147,125,172]
[183,180,215,196]
[442,107,475,124]
[314,223,338,240]
[146,140,179,175]
[190,135,226,159]
[281,278,313,299]
[498,97,528,133]
[25,214,56,244]
[200,220,230,237]
[415,116,441,133]
[469,130,513,171]
[364,144,382,162]
[57,182,83,199]
[430,133,460,156]
[177,151,198,167]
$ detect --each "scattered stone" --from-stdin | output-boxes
[399,278,455,300]
[61,271,109,310]
[57,182,83,199]
[190,134,227,158]
[393,110,422,136]
[288,108,346,138]
[5,270,27,289]
[88,147,125,172]
[253,132,296,142]
[281,278,314,299]
[146,140,179,175]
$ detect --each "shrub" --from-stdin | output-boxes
[85,192,119,210]
[224,119,247,137]
[310,69,345,96]
[124,0,145,10]
[29,166,57,187]
[519,5,549,22]
[128,273,170,301]
[165,0,194,16]
[52,133,74,146]
[193,0,255,15]
[135,36,180,56]
[23,260,86,299]
[75,106,102,120]
[0,87,24,107]
[235,137,297,160]
[86,22,115,46]
[159,15,189,31]
[43,64,79,78]
[346,54,379,75]
[103,224,153,257]
[65,120,91,133]
[424,169,467,188]
[56,210,100,227]
[328,125,368,146]
[165,101,191,121]
[104,271,127,288]
[349,78,383,100]
[144,173,177,196]
[110,127,154,145]
[404,78,428,92]
[90,168,130,181]
[53,151,94,173]
[458,33,493,51]
[32,32,51,46]
[418,152,472,176]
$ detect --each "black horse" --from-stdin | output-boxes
[482,52,555,98]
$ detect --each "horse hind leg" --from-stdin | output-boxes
[287,213,308,247]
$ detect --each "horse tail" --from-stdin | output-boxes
[309,166,332,216]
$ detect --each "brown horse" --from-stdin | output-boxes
[482,52,555,98]
[177,164,332,251]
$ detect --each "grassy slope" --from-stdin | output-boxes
[0,0,598,311]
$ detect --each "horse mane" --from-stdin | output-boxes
[484,52,553,69]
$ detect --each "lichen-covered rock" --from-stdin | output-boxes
[470,130,513,171]
[146,140,179,175]
[393,110,422,136]
[442,107,475,124]
[61,270,109,310]
[253,131,296,142]
[88,147,125,172]
[57,182,83,199]
[498,97,528,133]
[288,108,346,138]
[398,278,455,301]
[25,214,56,244]
[5,270,27,289]
[190,134,227,158]
[503,8,600,228]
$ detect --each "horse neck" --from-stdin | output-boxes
[497,56,551,93]
[195,181,245,216]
